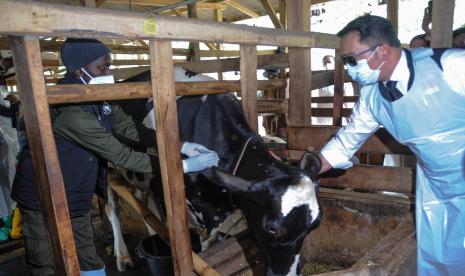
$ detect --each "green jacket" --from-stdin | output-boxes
[53,103,156,173]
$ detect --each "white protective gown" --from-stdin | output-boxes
[321,48,465,276]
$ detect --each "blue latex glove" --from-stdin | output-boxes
[181,142,214,157]
[182,152,219,173]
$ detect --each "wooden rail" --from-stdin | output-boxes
[0,0,339,48]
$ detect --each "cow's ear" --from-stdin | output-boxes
[299,151,322,180]
[213,168,252,193]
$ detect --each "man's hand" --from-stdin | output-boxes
[4,93,19,104]
[182,152,219,173]
[181,142,214,157]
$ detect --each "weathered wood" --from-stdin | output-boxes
[319,165,415,194]
[332,49,344,126]
[430,0,455,48]
[260,0,284,29]
[312,107,352,118]
[257,99,287,113]
[149,40,192,276]
[353,216,416,275]
[179,53,289,74]
[0,0,323,48]
[240,45,258,132]
[288,127,412,154]
[108,174,220,276]
[387,0,399,33]
[45,80,286,104]
[187,2,201,62]
[287,0,312,127]
[223,0,260,18]
[10,36,80,275]
[312,96,358,104]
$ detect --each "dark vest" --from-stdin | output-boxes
[12,73,113,216]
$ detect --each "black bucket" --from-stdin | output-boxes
[135,235,174,276]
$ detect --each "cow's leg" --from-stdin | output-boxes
[105,185,134,271]
[133,189,157,236]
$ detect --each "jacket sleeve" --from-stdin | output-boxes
[111,104,157,149]
[320,98,380,169]
[53,106,154,173]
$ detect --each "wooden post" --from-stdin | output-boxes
[214,8,223,81]
[387,0,399,33]
[187,2,201,62]
[287,0,312,127]
[149,40,193,276]
[332,49,345,126]
[10,36,79,275]
[430,0,455,48]
[240,45,258,133]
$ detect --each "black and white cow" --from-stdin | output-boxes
[109,68,322,276]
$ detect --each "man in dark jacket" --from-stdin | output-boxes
[12,38,218,276]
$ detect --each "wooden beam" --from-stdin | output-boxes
[10,36,80,275]
[319,164,415,194]
[257,99,287,113]
[240,45,258,132]
[149,40,192,276]
[0,0,318,48]
[187,2,201,62]
[214,8,224,80]
[260,0,284,29]
[279,0,286,29]
[45,80,286,104]
[430,0,455,48]
[96,0,106,7]
[287,0,312,127]
[223,0,260,18]
[105,0,183,5]
[387,0,399,33]
[287,127,412,154]
[332,49,344,126]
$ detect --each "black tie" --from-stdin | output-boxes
[379,80,404,102]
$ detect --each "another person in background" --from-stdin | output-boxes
[409,33,429,48]
[452,27,465,48]
[317,15,465,275]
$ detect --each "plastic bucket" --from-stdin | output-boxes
[135,235,174,276]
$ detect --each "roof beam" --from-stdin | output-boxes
[223,0,260,18]
[260,0,283,28]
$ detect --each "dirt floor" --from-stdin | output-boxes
[0,197,155,276]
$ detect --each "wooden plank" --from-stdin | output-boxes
[0,0,319,48]
[149,40,192,276]
[312,96,358,104]
[387,0,399,33]
[10,36,80,275]
[260,0,284,29]
[223,0,260,18]
[319,164,415,194]
[312,107,352,117]
[287,127,412,154]
[279,0,286,29]
[430,0,455,48]
[45,80,286,104]
[257,99,287,113]
[287,0,312,127]
[353,216,416,275]
[187,2,201,62]
[332,49,344,126]
[214,8,224,80]
[240,45,258,132]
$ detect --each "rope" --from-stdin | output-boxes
[232,136,253,176]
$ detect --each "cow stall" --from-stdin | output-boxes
[0,0,459,275]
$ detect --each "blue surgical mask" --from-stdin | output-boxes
[346,47,385,86]
[80,68,115,85]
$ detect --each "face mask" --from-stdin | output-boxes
[346,47,385,86]
[80,68,115,85]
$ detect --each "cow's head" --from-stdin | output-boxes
[212,151,322,276]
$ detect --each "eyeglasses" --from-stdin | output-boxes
[340,44,380,66]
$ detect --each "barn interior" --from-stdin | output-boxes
[0,0,462,275]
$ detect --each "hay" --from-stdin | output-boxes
[301,261,344,275]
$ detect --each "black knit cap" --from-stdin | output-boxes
[60,38,110,72]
